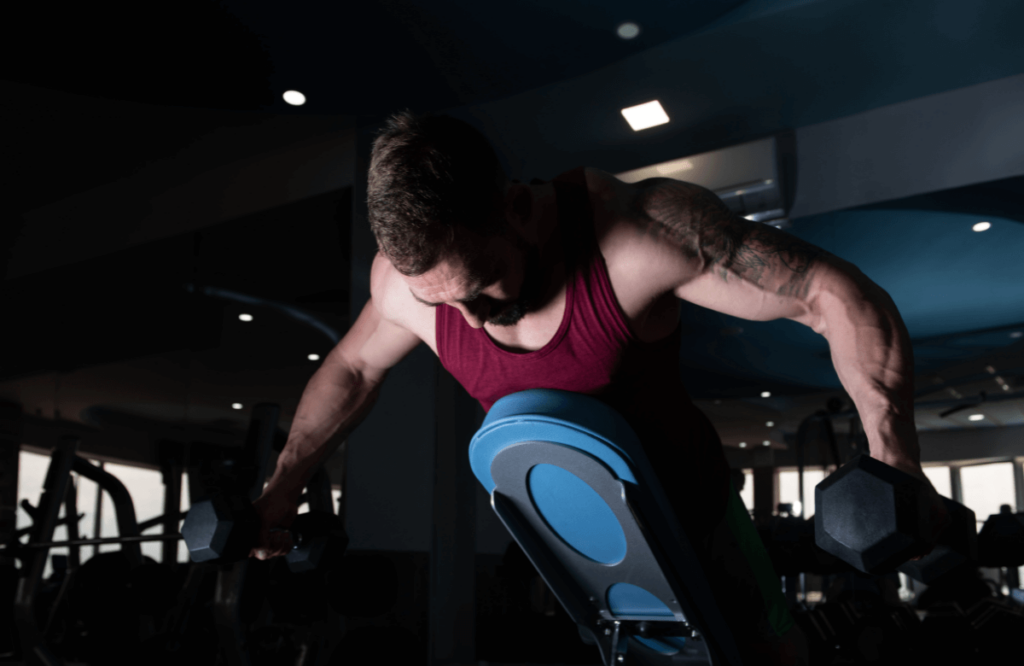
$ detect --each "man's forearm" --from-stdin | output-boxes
[818,271,920,469]
[266,357,383,498]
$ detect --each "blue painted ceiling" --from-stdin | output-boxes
[678,177,1024,400]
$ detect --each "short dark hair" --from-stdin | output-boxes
[367,110,508,276]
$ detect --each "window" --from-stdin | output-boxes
[18,449,341,572]
[16,450,60,579]
[959,461,1021,593]
[332,487,342,514]
[738,469,754,513]
[922,465,952,499]
[91,461,164,561]
[16,450,192,574]
[960,462,1016,527]
[778,468,826,518]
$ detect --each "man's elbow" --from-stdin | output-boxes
[812,265,903,334]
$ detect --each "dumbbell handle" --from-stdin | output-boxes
[268,526,305,550]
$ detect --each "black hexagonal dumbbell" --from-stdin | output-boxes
[814,454,977,583]
[284,510,349,573]
[897,496,977,584]
[181,495,348,573]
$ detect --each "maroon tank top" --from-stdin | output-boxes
[436,166,732,534]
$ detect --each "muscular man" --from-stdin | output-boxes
[249,111,948,664]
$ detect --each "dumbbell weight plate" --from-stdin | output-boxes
[284,510,348,573]
[897,495,977,584]
[182,495,260,563]
[815,455,932,575]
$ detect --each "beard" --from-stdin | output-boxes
[486,239,546,327]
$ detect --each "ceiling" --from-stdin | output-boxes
[4,0,748,117]
[4,0,1024,461]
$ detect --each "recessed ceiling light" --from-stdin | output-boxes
[968,414,985,422]
[621,100,670,131]
[232,403,243,410]
[239,313,254,322]
[761,391,771,398]
[766,421,775,427]
[616,22,641,40]
[762,440,771,447]
[973,221,992,232]
[282,90,307,106]
[1011,331,1023,339]
[308,354,320,361]
[739,442,747,448]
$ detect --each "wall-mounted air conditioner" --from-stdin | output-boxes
[614,134,796,229]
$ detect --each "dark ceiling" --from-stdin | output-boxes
[5,0,745,117]
[3,0,1024,446]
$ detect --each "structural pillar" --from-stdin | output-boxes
[0,401,22,565]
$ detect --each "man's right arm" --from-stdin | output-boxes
[253,256,422,557]
[263,296,420,499]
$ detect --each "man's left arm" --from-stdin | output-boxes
[633,178,920,473]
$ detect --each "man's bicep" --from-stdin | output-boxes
[637,178,842,328]
[333,298,422,383]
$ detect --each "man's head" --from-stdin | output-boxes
[368,110,509,276]
[368,110,550,327]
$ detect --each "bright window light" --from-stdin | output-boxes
[961,462,1016,521]
[621,100,670,131]
[973,221,991,232]
[761,391,771,398]
[739,470,754,510]
[779,469,825,517]
[616,22,641,40]
[283,90,307,106]
[922,466,952,499]
[308,354,320,361]
[239,314,253,322]
[968,414,985,422]
[1011,331,1023,339]
[655,158,693,175]
[232,403,244,410]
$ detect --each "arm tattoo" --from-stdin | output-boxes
[633,178,834,300]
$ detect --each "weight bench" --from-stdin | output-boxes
[469,389,747,666]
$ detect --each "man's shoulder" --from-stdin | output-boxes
[368,253,439,352]
[580,168,664,258]
[370,254,426,325]
[583,169,696,308]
